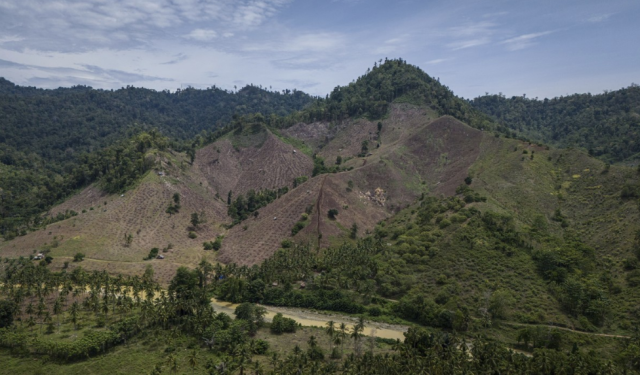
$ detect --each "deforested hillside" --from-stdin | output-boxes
[218,106,489,265]
[0,82,314,237]
[195,130,314,198]
[0,148,229,283]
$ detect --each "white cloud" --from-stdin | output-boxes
[448,38,490,50]
[501,31,553,51]
[0,35,23,44]
[446,21,496,50]
[0,0,292,51]
[587,13,614,23]
[184,29,218,42]
[243,32,345,53]
[425,58,448,65]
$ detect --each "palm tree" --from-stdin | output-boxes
[166,353,178,375]
[339,322,347,356]
[70,301,79,330]
[325,320,336,353]
[53,297,63,332]
[188,349,199,374]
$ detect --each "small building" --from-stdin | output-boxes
[156,255,165,259]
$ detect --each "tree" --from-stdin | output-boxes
[173,193,181,207]
[187,147,196,164]
[0,300,16,328]
[70,301,80,330]
[188,349,199,374]
[73,252,85,262]
[488,289,513,320]
[190,212,201,229]
[124,233,133,247]
[359,140,369,157]
[169,267,200,304]
[234,302,266,335]
[339,323,347,356]
[350,223,358,239]
[53,297,63,332]
[336,155,342,165]
[328,209,339,220]
[325,320,336,353]
[166,353,179,375]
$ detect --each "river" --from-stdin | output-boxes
[210,298,408,341]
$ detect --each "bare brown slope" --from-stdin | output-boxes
[219,112,486,265]
[195,132,314,197]
[0,151,228,284]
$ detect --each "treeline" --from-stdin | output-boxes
[0,78,313,171]
[471,84,640,162]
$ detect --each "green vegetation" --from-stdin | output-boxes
[203,235,223,251]
[312,155,351,176]
[2,58,640,372]
[285,58,494,130]
[165,193,181,216]
[228,187,289,225]
[145,247,159,260]
[472,84,640,163]
[270,313,298,334]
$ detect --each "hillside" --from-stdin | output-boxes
[0,84,313,237]
[472,85,640,163]
[2,59,640,373]
[0,125,320,283]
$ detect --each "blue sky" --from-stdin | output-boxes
[0,0,637,99]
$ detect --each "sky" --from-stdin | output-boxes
[0,0,638,99]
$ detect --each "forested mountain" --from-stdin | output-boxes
[472,84,640,163]
[0,78,313,173]
[275,58,495,132]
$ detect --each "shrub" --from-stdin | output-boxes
[291,221,306,236]
[188,231,197,239]
[368,306,382,316]
[438,219,451,229]
[73,253,85,262]
[270,313,298,334]
[147,248,159,259]
[627,270,640,287]
[328,209,339,220]
[252,339,269,354]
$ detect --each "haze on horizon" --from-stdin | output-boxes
[0,0,637,100]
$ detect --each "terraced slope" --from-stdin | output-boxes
[218,108,487,264]
[0,151,228,283]
[195,131,314,197]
